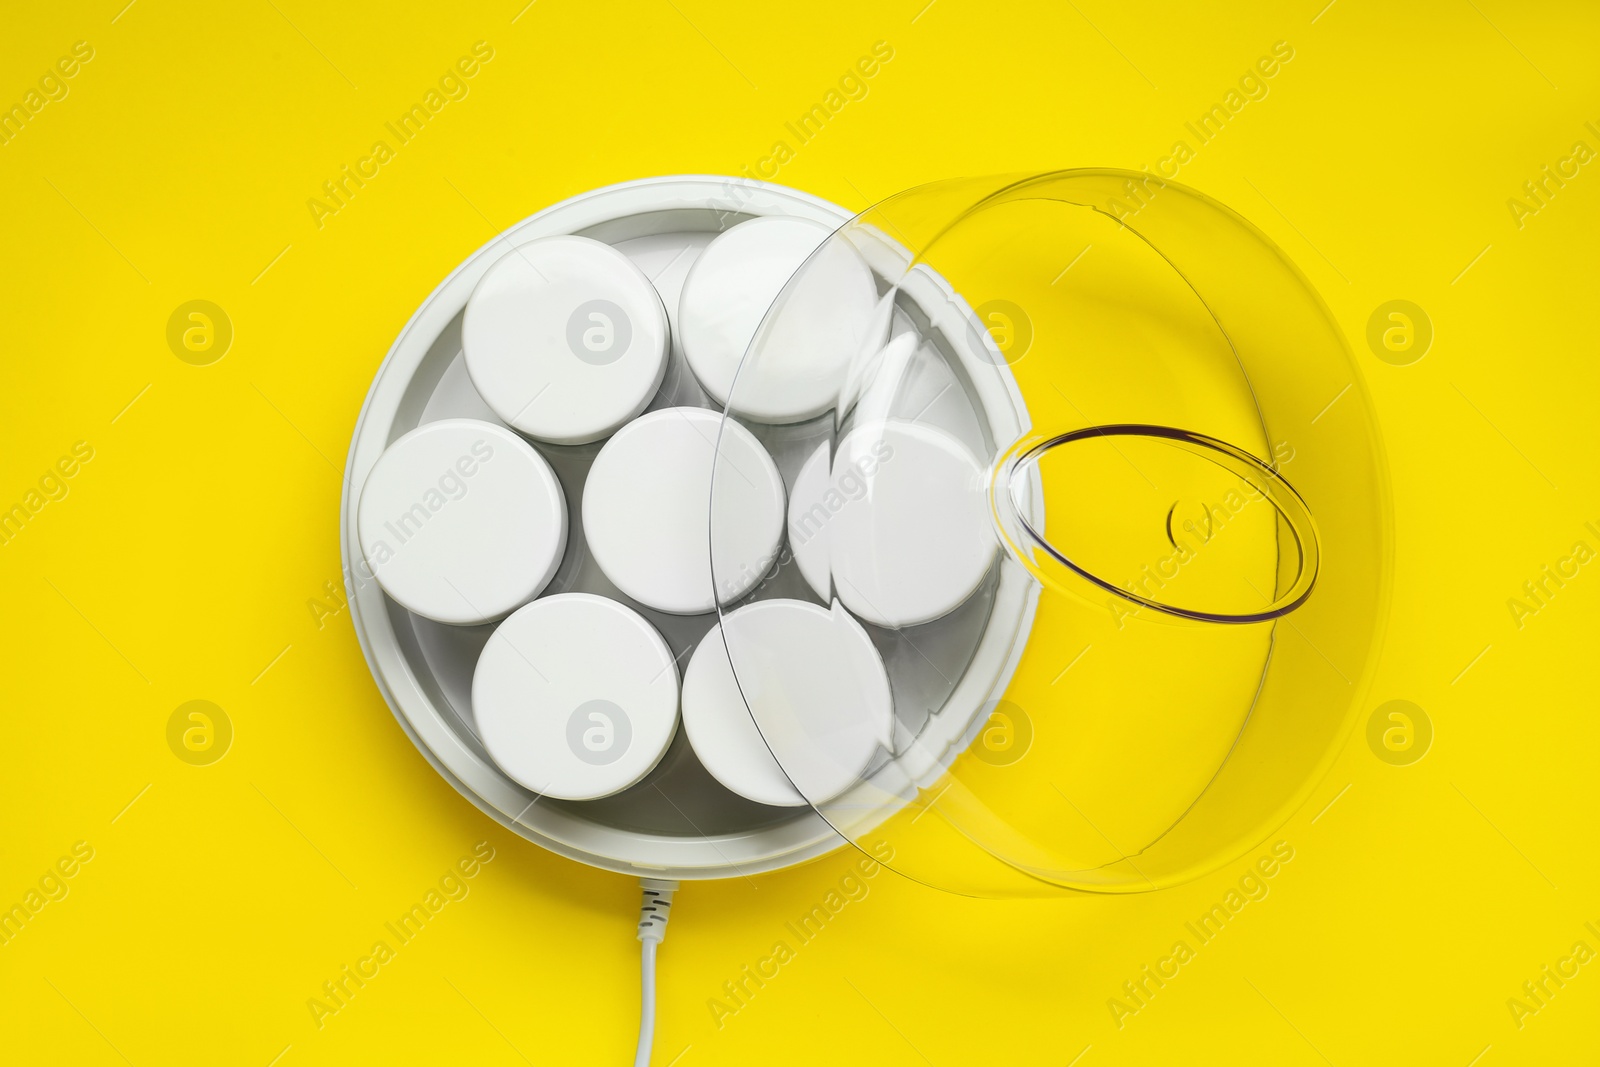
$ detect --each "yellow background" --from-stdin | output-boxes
[3,1,1597,1063]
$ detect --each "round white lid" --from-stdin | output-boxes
[473,593,680,801]
[463,235,669,445]
[829,419,996,628]
[680,626,807,807]
[357,419,567,625]
[709,598,893,803]
[678,216,878,423]
[786,439,832,601]
[583,406,785,615]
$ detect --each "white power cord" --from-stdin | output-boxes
[634,878,677,1067]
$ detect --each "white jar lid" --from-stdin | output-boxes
[583,406,784,615]
[357,419,567,625]
[463,235,669,445]
[693,598,893,803]
[786,439,832,601]
[681,625,807,807]
[829,419,995,628]
[473,593,680,801]
[678,216,878,423]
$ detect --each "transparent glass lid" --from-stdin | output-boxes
[708,171,1388,896]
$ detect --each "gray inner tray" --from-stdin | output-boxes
[386,224,1001,840]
